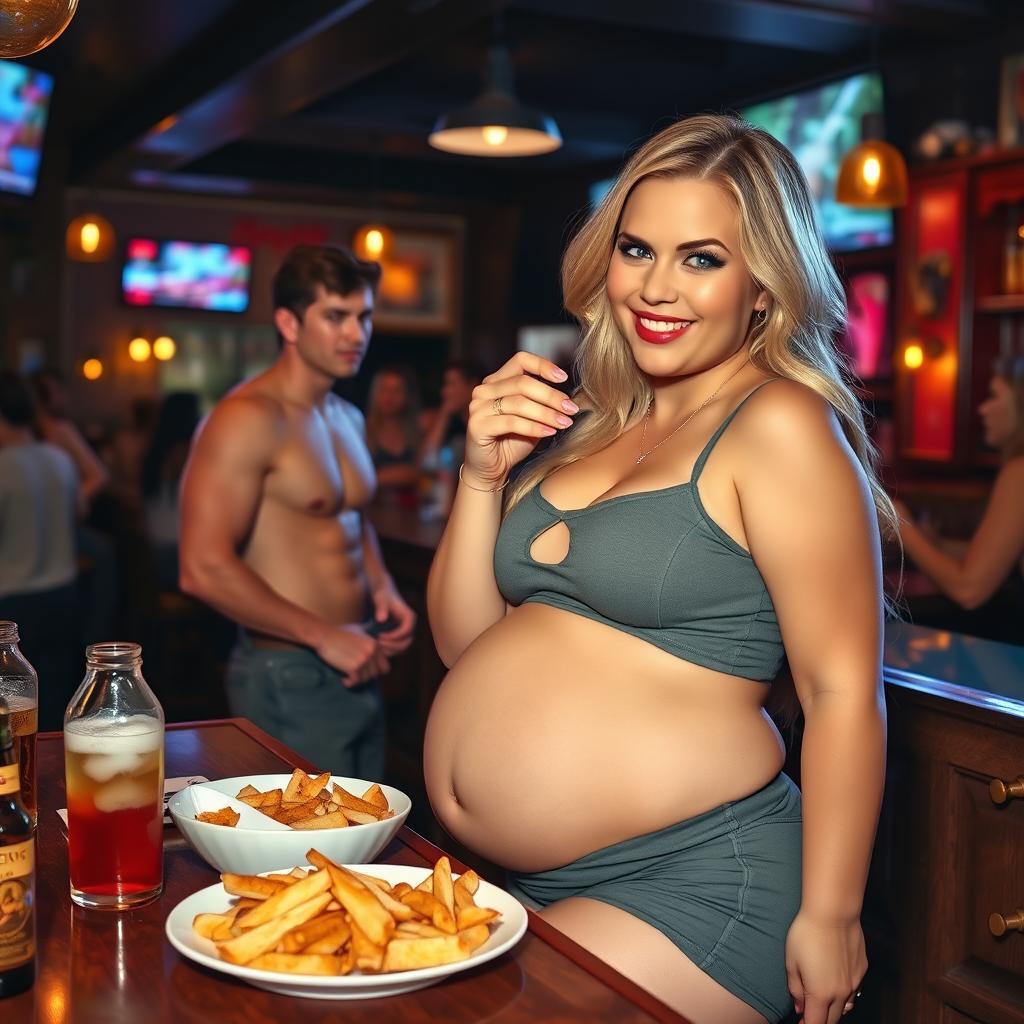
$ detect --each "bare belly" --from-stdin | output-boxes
[424,603,785,873]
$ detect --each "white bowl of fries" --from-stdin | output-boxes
[168,770,411,874]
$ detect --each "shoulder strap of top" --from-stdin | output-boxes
[691,378,782,482]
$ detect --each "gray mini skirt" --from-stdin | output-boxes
[506,773,802,1023]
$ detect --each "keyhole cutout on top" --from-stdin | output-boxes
[529,520,572,565]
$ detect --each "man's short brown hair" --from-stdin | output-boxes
[272,245,382,324]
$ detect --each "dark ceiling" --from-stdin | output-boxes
[23,0,1022,204]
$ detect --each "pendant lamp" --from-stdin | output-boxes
[0,0,79,58]
[429,43,561,157]
[836,111,908,209]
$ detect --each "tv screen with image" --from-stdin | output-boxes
[0,59,53,197]
[741,71,893,252]
[122,238,252,313]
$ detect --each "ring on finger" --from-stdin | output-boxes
[842,1000,856,1015]
[492,396,504,416]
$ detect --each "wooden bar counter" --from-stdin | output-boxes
[13,718,688,1024]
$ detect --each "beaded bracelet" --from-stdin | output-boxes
[458,463,508,493]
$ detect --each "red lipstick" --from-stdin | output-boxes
[631,309,694,345]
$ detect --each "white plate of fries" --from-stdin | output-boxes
[164,850,528,999]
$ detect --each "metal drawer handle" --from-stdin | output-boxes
[989,776,1024,804]
[990,910,1024,937]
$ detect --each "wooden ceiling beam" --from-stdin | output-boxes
[74,0,510,183]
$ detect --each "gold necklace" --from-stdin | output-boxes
[636,358,750,465]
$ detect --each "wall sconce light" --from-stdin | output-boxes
[152,336,176,361]
[66,213,116,262]
[352,224,393,261]
[128,336,151,362]
[81,358,103,381]
[902,334,944,370]
[837,113,908,209]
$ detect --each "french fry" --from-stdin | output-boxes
[457,923,491,954]
[279,910,349,954]
[433,857,455,918]
[340,808,378,826]
[324,863,396,947]
[457,906,499,930]
[361,783,388,810]
[300,771,332,800]
[236,784,259,798]
[193,907,241,940]
[399,890,457,935]
[453,869,480,912]
[282,769,307,804]
[331,784,387,819]
[196,807,240,827]
[274,797,324,825]
[234,867,331,931]
[391,882,413,899]
[289,810,349,830]
[221,873,286,900]
[218,892,332,965]
[381,933,472,972]
[349,917,385,973]
[264,872,303,884]
[396,920,446,938]
[248,952,348,975]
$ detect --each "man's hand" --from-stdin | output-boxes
[314,623,390,687]
[369,579,417,656]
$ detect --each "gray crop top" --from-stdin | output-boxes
[492,389,785,681]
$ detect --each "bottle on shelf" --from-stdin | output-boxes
[0,696,35,999]
[0,623,37,829]
[1003,203,1022,294]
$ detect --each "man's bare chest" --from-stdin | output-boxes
[265,412,374,516]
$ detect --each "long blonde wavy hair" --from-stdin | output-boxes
[504,114,899,553]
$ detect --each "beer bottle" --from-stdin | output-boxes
[0,696,34,998]
[0,622,38,828]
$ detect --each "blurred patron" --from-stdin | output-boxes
[0,371,79,729]
[897,367,1024,616]
[364,364,426,508]
[419,358,484,472]
[141,392,200,591]
[30,367,109,512]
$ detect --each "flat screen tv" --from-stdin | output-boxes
[122,238,252,313]
[0,59,53,197]
[741,71,893,252]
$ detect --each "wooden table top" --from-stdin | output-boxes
[12,718,687,1024]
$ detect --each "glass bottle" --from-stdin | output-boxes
[63,643,164,909]
[0,623,37,829]
[0,697,34,999]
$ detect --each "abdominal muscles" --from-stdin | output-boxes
[423,603,786,873]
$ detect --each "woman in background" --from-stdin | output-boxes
[364,364,426,506]
[897,366,1024,611]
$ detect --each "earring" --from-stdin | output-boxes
[756,308,766,322]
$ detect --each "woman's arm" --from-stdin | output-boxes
[736,382,885,1024]
[426,353,572,668]
[897,459,1024,609]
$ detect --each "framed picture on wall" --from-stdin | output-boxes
[373,231,457,334]
[998,52,1024,147]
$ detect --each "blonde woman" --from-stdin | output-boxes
[896,367,1024,609]
[424,115,890,1024]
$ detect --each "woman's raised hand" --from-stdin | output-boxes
[462,353,577,488]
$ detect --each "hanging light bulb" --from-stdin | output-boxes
[81,358,103,381]
[128,337,151,362]
[66,213,116,262]
[837,115,907,209]
[353,224,393,261]
[152,336,176,361]
[429,43,561,157]
[0,0,79,58]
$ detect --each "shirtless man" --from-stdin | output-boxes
[179,245,415,777]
